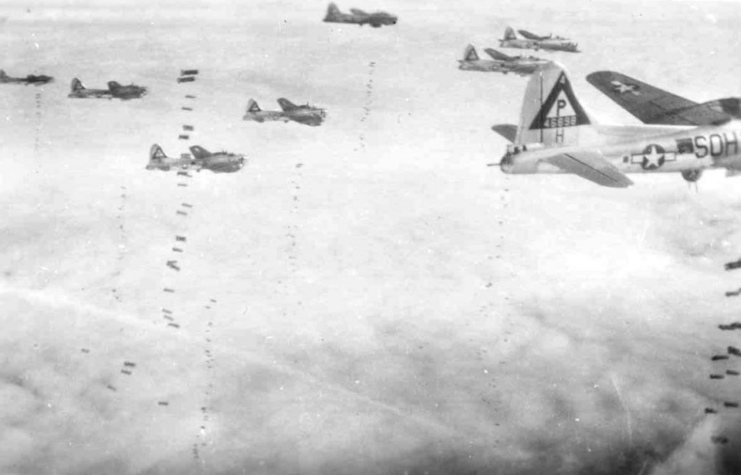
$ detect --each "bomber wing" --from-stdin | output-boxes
[290,115,323,126]
[505,63,541,76]
[484,48,513,61]
[586,71,729,126]
[546,149,633,188]
[277,98,299,111]
[189,145,212,160]
[350,8,369,16]
[518,29,548,41]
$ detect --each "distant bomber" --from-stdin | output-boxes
[146,144,245,173]
[458,45,549,76]
[323,3,397,27]
[500,27,579,53]
[0,70,53,86]
[243,98,326,127]
[491,62,741,188]
[68,78,147,100]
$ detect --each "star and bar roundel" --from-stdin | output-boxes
[630,144,676,170]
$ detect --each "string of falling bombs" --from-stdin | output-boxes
[168,69,200,279]
[163,71,200,316]
[192,298,218,462]
[111,185,129,303]
[33,90,42,154]
[356,61,375,152]
[286,162,303,277]
[156,69,203,415]
[77,347,138,397]
[725,257,741,297]
[706,260,741,446]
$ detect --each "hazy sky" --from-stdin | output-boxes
[2,1,741,474]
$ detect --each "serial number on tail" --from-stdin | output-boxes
[542,115,578,128]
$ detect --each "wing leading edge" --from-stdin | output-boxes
[586,71,729,126]
[546,149,633,188]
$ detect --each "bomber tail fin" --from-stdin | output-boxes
[514,62,595,147]
[324,3,341,21]
[503,27,517,41]
[150,144,167,162]
[0,70,7,80]
[70,78,85,92]
[246,99,261,113]
[462,44,479,62]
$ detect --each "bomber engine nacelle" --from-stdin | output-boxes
[681,169,703,182]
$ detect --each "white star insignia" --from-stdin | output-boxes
[611,80,640,95]
[643,145,664,167]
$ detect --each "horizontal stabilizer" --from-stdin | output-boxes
[491,124,517,143]
[546,149,633,188]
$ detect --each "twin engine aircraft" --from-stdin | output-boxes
[243,98,327,127]
[0,70,53,86]
[68,78,147,100]
[147,145,245,174]
[491,62,741,187]
[323,3,397,27]
[458,45,549,76]
[499,27,579,53]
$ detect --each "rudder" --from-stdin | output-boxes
[325,3,341,20]
[246,99,261,113]
[70,78,85,92]
[515,62,594,147]
[503,27,517,41]
[150,144,167,160]
[462,45,479,62]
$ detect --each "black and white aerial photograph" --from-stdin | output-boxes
[3,0,741,474]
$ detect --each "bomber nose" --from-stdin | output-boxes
[500,153,514,173]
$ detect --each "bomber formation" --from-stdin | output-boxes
[6,2,741,465]
[6,3,741,187]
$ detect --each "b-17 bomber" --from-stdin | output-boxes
[68,78,147,100]
[458,45,549,76]
[0,69,53,86]
[146,144,245,173]
[323,2,397,27]
[500,27,579,53]
[243,98,327,127]
[492,62,741,187]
